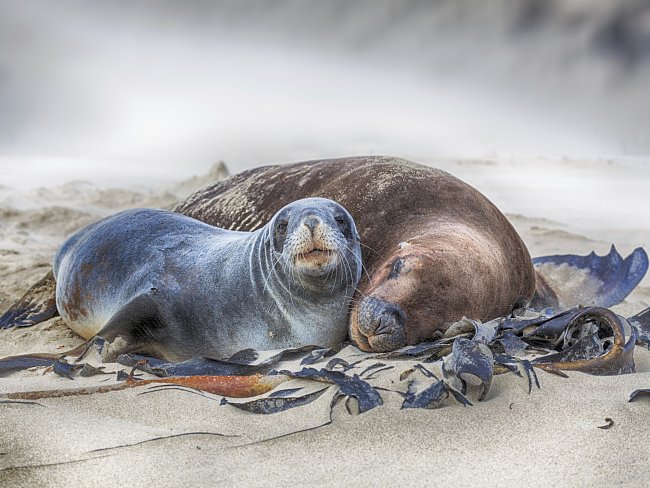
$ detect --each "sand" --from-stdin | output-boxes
[1,158,649,487]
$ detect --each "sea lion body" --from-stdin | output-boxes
[175,156,537,352]
[54,198,362,361]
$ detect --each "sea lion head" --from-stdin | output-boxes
[351,241,447,352]
[268,197,362,291]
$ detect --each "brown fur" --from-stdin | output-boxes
[174,156,537,352]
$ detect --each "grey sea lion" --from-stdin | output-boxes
[52,197,361,361]
[173,156,648,352]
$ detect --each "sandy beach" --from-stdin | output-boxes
[3,1,650,486]
[1,157,649,487]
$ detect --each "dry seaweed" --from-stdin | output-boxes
[497,332,529,356]
[628,389,650,402]
[299,348,330,365]
[52,358,84,379]
[402,380,449,409]
[444,338,493,401]
[358,362,387,378]
[530,308,636,375]
[223,388,328,414]
[78,364,110,377]
[400,370,472,409]
[278,368,383,413]
[324,357,351,371]
[1,304,644,413]
[268,387,304,398]
[494,355,539,393]
[2,373,289,400]
[629,307,650,347]
[87,431,239,455]
[0,399,45,407]
[597,418,615,429]
[0,354,58,377]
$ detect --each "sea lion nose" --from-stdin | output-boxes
[356,296,407,351]
[303,216,320,233]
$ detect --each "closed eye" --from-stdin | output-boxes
[388,258,404,280]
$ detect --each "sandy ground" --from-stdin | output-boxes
[1,158,649,487]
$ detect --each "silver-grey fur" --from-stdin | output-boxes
[53,197,362,361]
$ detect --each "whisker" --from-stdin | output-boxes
[358,241,384,259]
[342,240,372,285]
[262,250,283,296]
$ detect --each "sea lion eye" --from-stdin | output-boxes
[335,215,353,239]
[276,221,288,234]
[388,258,404,280]
[273,220,289,253]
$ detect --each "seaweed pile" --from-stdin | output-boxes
[3,305,649,414]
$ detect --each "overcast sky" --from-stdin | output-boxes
[1,0,649,185]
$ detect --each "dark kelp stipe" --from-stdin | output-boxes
[2,305,650,414]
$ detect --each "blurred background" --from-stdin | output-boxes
[0,0,649,234]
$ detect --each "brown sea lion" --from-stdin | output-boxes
[174,156,538,352]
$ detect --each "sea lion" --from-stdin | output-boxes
[173,156,534,352]
[2,156,646,355]
[174,156,647,352]
[52,197,362,361]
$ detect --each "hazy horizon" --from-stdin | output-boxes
[1,0,650,188]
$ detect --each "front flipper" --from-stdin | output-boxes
[0,271,58,329]
[532,246,648,310]
[93,293,167,362]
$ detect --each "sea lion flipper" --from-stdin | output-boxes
[0,271,58,330]
[94,293,166,362]
[532,246,648,309]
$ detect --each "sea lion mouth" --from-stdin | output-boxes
[304,248,333,258]
[295,248,335,260]
[293,248,339,271]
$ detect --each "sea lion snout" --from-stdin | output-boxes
[356,296,407,351]
[292,214,338,266]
